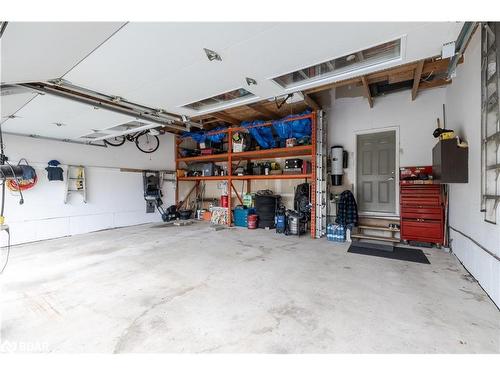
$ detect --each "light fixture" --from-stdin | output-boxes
[272,38,402,89]
[246,77,257,86]
[204,48,222,62]
[183,88,254,111]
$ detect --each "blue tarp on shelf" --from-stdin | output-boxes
[271,111,312,141]
[241,120,276,149]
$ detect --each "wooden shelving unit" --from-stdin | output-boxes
[175,112,317,237]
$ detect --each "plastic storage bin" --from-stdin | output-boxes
[234,207,256,227]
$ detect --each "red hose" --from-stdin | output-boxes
[6,174,38,191]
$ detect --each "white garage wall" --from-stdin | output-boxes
[326,86,447,190]
[324,31,499,307]
[2,133,176,245]
[444,30,500,307]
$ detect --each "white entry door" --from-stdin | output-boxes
[356,130,396,214]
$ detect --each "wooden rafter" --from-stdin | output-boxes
[190,56,465,124]
[411,60,425,101]
[302,92,321,110]
[305,77,361,94]
[304,56,464,97]
[246,103,280,119]
[211,112,240,125]
[361,76,373,108]
[419,78,452,90]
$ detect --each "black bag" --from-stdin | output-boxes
[294,183,310,220]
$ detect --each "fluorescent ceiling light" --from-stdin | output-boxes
[272,38,402,89]
[183,88,255,111]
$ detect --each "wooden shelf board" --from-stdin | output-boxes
[231,145,313,160]
[231,174,312,180]
[176,145,313,164]
[177,176,229,181]
[351,234,400,243]
[178,174,312,181]
[177,153,229,163]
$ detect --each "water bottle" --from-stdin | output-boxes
[327,224,333,241]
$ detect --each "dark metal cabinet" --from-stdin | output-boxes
[432,139,468,183]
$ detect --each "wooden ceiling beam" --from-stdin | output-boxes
[211,112,240,125]
[411,60,425,101]
[246,103,280,119]
[302,92,321,110]
[201,118,221,125]
[367,62,418,83]
[388,70,415,84]
[421,56,463,75]
[361,76,373,108]
[305,77,362,94]
[419,78,452,90]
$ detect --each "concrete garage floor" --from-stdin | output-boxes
[1,222,499,353]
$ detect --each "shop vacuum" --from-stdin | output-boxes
[275,204,286,233]
[331,146,348,185]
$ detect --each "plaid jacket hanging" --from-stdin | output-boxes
[335,190,358,227]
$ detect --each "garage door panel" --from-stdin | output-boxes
[1,22,125,83]
[1,93,137,139]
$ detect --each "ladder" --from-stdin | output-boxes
[481,23,500,223]
[64,165,87,204]
[315,110,327,238]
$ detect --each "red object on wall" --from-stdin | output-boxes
[400,184,444,246]
[400,165,434,185]
[220,195,228,208]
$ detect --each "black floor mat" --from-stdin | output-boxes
[347,244,430,264]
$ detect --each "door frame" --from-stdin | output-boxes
[354,126,400,217]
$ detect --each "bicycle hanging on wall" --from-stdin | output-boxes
[104,129,160,153]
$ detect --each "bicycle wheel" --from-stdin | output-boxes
[135,133,160,153]
[104,136,126,147]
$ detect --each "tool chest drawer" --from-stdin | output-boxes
[400,195,442,206]
[400,186,441,196]
[401,206,443,220]
[400,219,443,242]
[399,183,444,245]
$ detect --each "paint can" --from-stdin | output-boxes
[247,214,258,229]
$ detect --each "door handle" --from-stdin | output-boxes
[387,177,394,181]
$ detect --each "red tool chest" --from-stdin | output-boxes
[400,182,445,246]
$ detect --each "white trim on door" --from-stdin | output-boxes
[354,126,400,217]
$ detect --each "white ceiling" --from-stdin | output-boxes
[0,22,463,140]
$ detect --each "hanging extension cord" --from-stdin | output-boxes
[0,125,21,274]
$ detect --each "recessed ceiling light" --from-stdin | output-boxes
[204,48,222,62]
